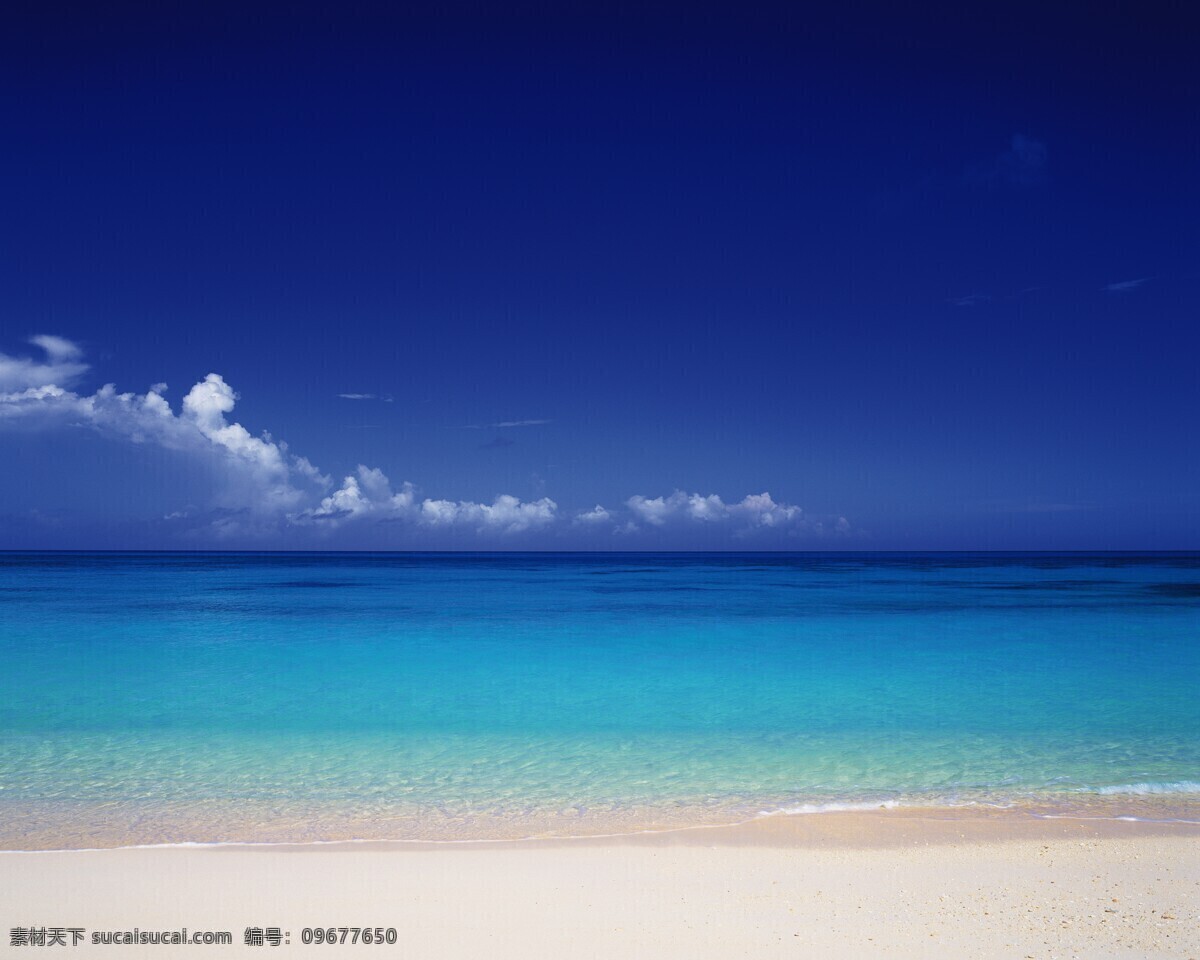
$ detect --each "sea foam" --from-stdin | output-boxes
[1087,781,1200,795]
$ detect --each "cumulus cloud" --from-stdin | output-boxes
[626,493,675,526]
[575,504,611,524]
[418,494,557,533]
[623,490,845,535]
[626,491,789,526]
[180,375,303,506]
[0,336,849,543]
[296,465,416,523]
[730,492,805,527]
[0,335,90,391]
[2,351,557,538]
[292,455,331,487]
[291,466,556,534]
[1,369,322,516]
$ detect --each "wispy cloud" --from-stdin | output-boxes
[338,393,393,402]
[966,134,1048,188]
[948,294,990,308]
[1104,278,1149,293]
[0,335,90,392]
[464,418,552,429]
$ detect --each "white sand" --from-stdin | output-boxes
[2,814,1197,958]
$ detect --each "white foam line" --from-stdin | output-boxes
[3,799,1198,854]
[757,800,905,816]
[0,821,753,855]
[1033,814,1200,825]
[0,802,929,853]
[1080,781,1200,796]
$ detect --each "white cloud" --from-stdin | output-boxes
[686,493,726,521]
[338,393,393,402]
[0,335,89,391]
[626,493,680,526]
[180,374,301,509]
[575,504,611,524]
[291,455,331,488]
[0,336,850,542]
[299,465,416,522]
[626,491,749,525]
[418,494,557,533]
[728,492,803,527]
[0,356,321,518]
[30,335,83,361]
[293,467,555,533]
[623,490,835,535]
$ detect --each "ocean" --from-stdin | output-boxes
[1,551,1197,849]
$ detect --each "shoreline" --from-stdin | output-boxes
[3,802,1198,853]
[3,812,1196,958]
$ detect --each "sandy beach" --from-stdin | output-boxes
[3,812,1196,958]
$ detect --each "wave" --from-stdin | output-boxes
[1085,781,1200,796]
[757,799,905,816]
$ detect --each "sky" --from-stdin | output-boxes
[1,2,1197,550]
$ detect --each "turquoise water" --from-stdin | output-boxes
[1,552,1198,847]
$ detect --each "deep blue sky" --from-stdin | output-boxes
[1,2,1197,549]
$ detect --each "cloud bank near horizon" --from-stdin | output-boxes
[0,336,847,542]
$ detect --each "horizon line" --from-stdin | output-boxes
[1,548,1197,556]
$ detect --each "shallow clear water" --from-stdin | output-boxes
[1,552,1197,847]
